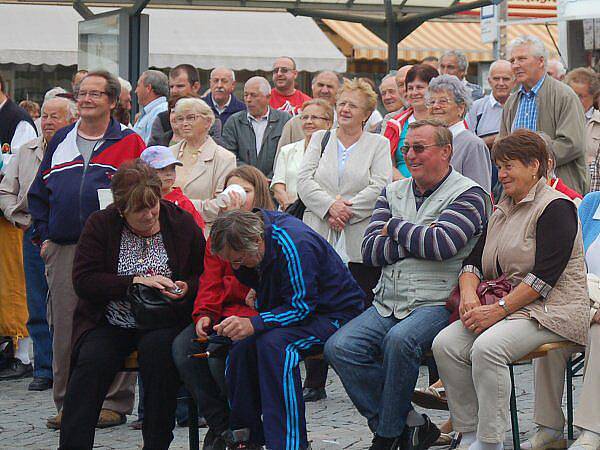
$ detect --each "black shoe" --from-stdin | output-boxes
[0,359,33,380]
[302,387,327,402]
[28,377,52,391]
[368,434,401,450]
[401,414,441,450]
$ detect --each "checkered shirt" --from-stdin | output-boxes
[512,76,546,132]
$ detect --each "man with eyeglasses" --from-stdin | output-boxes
[222,76,290,179]
[28,70,144,431]
[326,119,490,450]
[270,56,311,116]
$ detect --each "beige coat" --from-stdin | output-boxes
[481,178,589,345]
[586,109,600,165]
[0,135,44,227]
[297,129,392,263]
[499,75,589,195]
[170,137,236,224]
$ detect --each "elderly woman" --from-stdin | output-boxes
[58,160,205,450]
[432,130,590,450]
[426,74,492,192]
[170,97,236,227]
[384,64,439,180]
[298,78,392,304]
[172,165,275,450]
[271,99,334,209]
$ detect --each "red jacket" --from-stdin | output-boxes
[383,107,413,161]
[192,239,257,326]
[164,187,205,230]
[551,178,583,203]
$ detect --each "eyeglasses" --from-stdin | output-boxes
[273,67,292,74]
[299,114,329,122]
[336,100,361,110]
[174,114,201,124]
[76,90,108,100]
[425,98,453,108]
[400,143,439,155]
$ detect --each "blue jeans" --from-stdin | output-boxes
[325,305,450,438]
[23,228,52,379]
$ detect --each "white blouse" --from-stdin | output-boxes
[271,139,306,202]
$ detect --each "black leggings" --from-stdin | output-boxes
[59,324,181,450]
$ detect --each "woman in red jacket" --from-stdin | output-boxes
[172,165,274,450]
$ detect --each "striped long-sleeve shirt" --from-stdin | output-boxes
[362,184,488,267]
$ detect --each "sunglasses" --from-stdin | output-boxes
[399,143,439,155]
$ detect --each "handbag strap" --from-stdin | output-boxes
[319,130,331,157]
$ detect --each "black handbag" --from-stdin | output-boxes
[285,130,331,219]
[127,283,185,330]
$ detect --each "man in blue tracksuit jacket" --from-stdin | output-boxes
[209,209,364,450]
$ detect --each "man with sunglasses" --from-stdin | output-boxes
[326,119,491,450]
[270,56,311,116]
[28,70,144,431]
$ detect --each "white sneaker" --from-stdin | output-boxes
[522,427,566,450]
[570,431,600,450]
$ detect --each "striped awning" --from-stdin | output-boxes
[323,19,559,62]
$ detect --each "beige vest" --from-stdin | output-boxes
[482,178,589,345]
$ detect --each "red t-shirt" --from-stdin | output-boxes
[270,88,311,115]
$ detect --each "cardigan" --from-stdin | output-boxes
[71,200,205,346]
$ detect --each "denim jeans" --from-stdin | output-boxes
[325,305,450,438]
[22,228,52,379]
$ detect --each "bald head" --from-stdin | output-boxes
[395,65,413,104]
[379,76,403,113]
[210,67,236,107]
[312,71,340,105]
[488,59,515,105]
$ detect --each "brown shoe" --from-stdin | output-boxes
[46,412,62,430]
[96,409,126,429]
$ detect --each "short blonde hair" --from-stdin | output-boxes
[173,97,215,127]
[301,98,334,123]
[337,78,378,114]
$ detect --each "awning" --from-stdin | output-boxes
[323,19,559,62]
[0,4,347,72]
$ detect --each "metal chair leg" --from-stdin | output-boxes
[567,356,574,441]
[509,365,521,450]
[188,396,200,450]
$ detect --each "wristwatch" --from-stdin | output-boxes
[498,298,510,316]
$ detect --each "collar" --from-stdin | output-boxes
[0,98,6,111]
[489,94,501,108]
[497,177,547,214]
[75,117,125,141]
[143,96,167,113]
[214,94,232,111]
[449,120,467,138]
[586,107,595,121]
[412,167,453,198]
[519,75,546,96]
[247,107,270,122]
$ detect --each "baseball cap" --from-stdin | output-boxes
[141,146,183,169]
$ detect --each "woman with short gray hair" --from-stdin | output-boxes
[426,75,492,192]
[170,97,236,229]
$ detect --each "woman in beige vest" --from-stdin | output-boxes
[170,98,236,228]
[432,130,590,450]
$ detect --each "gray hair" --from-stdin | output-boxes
[408,119,453,148]
[210,67,235,82]
[245,76,271,96]
[548,59,566,77]
[173,97,216,127]
[42,96,78,121]
[381,72,397,83]
[210,210,264,255]
[141,70,169,98]
[508,35,549,69]
[441,50,469,73]
[312,71,342,86]
[118,76,132,93]
[43,87,68,102]
[426,74,473,116]
[489,59,512,75]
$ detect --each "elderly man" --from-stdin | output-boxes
[28,70,144,429]
[209,209,364,450]
[203,67,246,126]
[396,65,413,106]
[0,97,77,389]
[0,73,37,170]
[547,59,567,82]
[466,60,515,149]
[439,50,484,101]
[133,69,169,143]
[270,56,311,115]
[421,56,438,70]
[499,35,588,194]
[373,73,406,135]
[149,64,222,146]
[326,119,491,450]
[113,77,132,126]
[71,69,88,93]
[277,70,340,151]
[222,76,290,178]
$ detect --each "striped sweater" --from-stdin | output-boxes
[362,184,488,267]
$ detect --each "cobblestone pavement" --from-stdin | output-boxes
[0,365,582,450]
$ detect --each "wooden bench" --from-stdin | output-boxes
[509,342,586,450]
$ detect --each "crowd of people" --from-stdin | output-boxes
[0,33,599,450]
